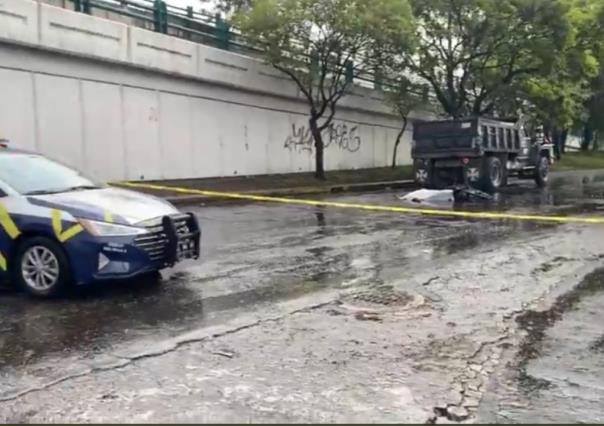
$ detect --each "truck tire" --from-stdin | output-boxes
[480,156,504,193]
[534,155,550,188]
[13,236,73,298]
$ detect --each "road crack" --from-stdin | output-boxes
[428,332,513,423]
[0,300,333,403]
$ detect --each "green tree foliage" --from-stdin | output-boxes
[232,0,414,179]
[520,0,603,156]
[585,70,604,150]
[578,0,604,151]
[397,0,571,119]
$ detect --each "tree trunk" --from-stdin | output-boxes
[310,117,325,180]
[552,128,561,161]
[560,129,568,155]
[392,117,408,168]
[582,124,593,151]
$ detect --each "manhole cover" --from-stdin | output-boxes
[341,285,413,307]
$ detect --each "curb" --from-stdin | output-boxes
[164,179,416,206]
[145,168,604,207]
[549,168,604,185]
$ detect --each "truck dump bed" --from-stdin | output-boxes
[412,118,521,158]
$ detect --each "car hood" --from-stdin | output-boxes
[28,187,180,225]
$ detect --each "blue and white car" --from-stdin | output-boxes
[0,144,201,298]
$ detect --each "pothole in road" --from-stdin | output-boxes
[589,334,604,353]
[531,256,574,275]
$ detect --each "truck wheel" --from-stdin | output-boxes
[534,155,550,188]
[501,159,509,187]
[13,237,73,298]
[480,156,504,193]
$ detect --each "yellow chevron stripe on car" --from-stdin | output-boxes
[51,209,83,243]
[0,202,20,239]
[0,252,6,271]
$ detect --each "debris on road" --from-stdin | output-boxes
[212,349,236,359]
[452,186,495,202]
[399,189,455,205]
[354,311,383,322]
[446,405,470,421]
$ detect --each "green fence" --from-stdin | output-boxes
[63,0,418,93]
[68,0,235,52]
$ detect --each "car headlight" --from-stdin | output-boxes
[79,218,149,237]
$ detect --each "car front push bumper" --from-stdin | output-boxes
[161,213,201,267]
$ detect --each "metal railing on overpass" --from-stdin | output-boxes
[60,0,441,112]
[70,0,236,50]
[63,0,404,92]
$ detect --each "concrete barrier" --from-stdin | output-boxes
[0,2,417,182]
[0,0,38,45]
[130,27,198,76]
[39,3,129,62]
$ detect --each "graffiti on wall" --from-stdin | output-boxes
[284,122,362,154]
[283,124,313,153]
[326,123,362,153]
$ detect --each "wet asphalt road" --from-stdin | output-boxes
[1,176,604,422]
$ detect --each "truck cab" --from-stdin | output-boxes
[411,118,553,193]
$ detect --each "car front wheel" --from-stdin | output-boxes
[14,237,72,298]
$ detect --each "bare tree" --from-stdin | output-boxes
[386,78,430,168]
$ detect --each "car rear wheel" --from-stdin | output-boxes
[14,237,72,298]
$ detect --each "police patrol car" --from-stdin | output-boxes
[0,140,200,298]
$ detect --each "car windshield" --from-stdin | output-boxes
[0,153,100,195]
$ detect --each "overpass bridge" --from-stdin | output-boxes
[0,0,419,181]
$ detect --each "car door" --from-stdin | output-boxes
[0,180,17,278]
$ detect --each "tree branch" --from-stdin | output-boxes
[273,63,313,107]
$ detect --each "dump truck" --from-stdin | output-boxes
[411,117,554,193]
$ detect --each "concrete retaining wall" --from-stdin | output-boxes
[0,0,418,182]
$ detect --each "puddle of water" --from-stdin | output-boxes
[1,181,601,373]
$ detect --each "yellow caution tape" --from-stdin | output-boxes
[0,203,20,239]
[118,182,604,225]
[51,209,83,243]
[0,252,6,271]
